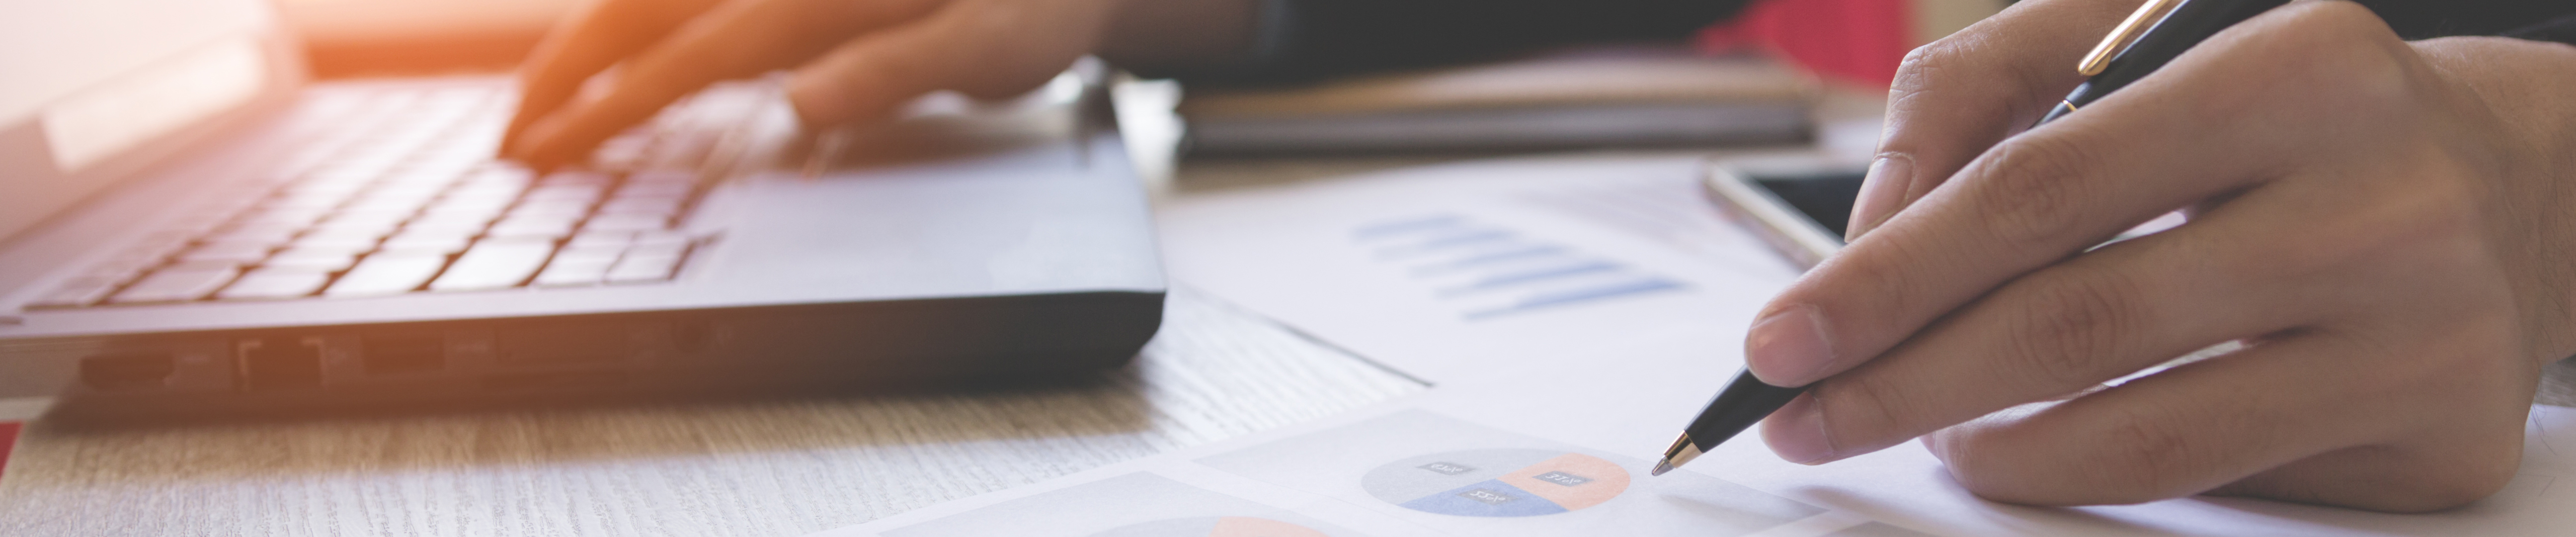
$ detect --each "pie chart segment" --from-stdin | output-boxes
[1396,479,1570,517]
[1360,449,1558,502]
[1362,449,1632,518]
[1495,452,1628,511]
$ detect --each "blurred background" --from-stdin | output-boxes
[281,0,2005,84]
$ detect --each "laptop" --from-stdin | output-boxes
[0,0,1167,419]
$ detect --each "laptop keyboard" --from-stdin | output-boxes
[26,82,747,309]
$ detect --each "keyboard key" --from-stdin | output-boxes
[205,225,303,244]
[633,231,692,248]
[487,215,577,239]
[82,256,165,282]
[430,239,554,291]
[267,192,353,210]
[380,230,475,255]
[111,267,242,303]
[380,162,471,187]
[178,242,276,264]
[403,213,498,233]
[633,238,694,256]
[599,194,681,211]
[623,170,696,187]
[526,183,604,199]
[318,212,408,231]
[532,257,615,287]
[296,229,390,250]
[506,198,592,218]
[564,231,635,249]
[236,209,330,228]
[326,254,448,296]
[581,213,668,232]
[340,197,431,215]
[605,254,680,283]
[539,171,613,186]
[446,183,527,201]
[304,162,389,186]
[463,166,536,184]
[217,269,331,300]
[555,244,625,263]
[263,249,360,271]
[27,278,122,309]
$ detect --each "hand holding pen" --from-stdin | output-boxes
[1656,0,2576,513]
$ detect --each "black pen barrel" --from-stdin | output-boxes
[1681,369,1805,448]
[2045,0,2290,127]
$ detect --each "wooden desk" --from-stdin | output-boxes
[0,285,1424,536]
[4,154,2574,536]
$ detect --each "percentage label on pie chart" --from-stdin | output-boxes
[1087,517,1332,537]
[1361,449,1631,517]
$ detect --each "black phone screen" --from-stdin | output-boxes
[1750,171,1867,239]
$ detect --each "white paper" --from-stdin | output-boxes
[877,473,1373,537]
[807,326,2576,537]
[1158,154,1806,383]
[809,156,2576,537]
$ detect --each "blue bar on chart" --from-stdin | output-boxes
[1352,214,1687,320]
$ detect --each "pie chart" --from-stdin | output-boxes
[1086,516,1332,537]
[1360,449,1631,517]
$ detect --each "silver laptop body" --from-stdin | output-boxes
[0,0,1166,420]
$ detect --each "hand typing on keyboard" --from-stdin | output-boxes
[30,86,716,308]
[500,0,1263,170]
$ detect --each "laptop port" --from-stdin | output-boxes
[237,337,323,391]
[80,353,176,390]
[361,334,445,374]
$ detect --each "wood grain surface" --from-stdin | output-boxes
[0,287,1424,536]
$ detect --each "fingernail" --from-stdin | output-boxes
[1846,155,1913,241]
[1745,304,1834,386]
[1765,392,1836,464]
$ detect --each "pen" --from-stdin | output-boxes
[2038,0,2291,125]
[1652,0,2291,477]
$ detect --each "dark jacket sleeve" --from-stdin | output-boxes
[2501,14,2576,46]
[2354,0,2576,43]
[1155,0,2576,86]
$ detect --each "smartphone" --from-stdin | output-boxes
[1701,161,1866,269]
[1706,161,2190,269]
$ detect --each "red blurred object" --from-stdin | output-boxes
[1696,0,1913,88]
[0,421,19,482]
[279,0,580,78]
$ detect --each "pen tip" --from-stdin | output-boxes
[1650,459,1674,477]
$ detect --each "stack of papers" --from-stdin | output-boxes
[1180,52,1813,155]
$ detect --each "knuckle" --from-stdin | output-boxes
[1813,371,1922,445]
[1968,133,2108,248]
[1934,423,2038,497]
[2082,407,2202,501]
[2003,267,2148,387]
[1812,245,1927,328]
[1891,41,1959,91]
[1887,38,2012,113]
[1938,406,2202,505]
